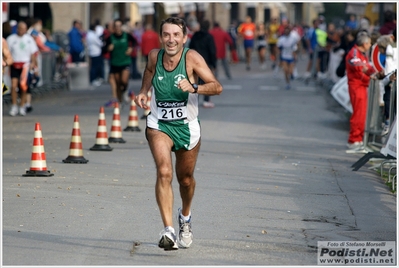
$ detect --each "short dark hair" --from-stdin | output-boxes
[200,20,210,32]
[159,17,187,36]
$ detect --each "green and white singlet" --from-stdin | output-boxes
[147,48,200,151]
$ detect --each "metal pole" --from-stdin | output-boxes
[363,79,375,150]
[389,81,396,125]
[29,3,34,17]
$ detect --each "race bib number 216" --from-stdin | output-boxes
[157,101,187,121]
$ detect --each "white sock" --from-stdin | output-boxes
[181,213,191,222]
[165,226,175,233]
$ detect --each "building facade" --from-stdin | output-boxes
[4,2,326,33]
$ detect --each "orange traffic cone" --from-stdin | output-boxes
[23,122,54,177]
[141,87,152,119]
[109,102,126,143]
[124,93,141,132]
[90,106,113,151]
[63,115,89,163]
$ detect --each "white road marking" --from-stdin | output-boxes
[223,85,242,90]
[259,86,279,91]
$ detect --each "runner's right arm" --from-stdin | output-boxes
[135,49,159,109]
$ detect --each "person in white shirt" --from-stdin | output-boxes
[94,19,104,37]
[376,34,397,135]
[86,24,104,86]
[6,21,38,116]
[277,25,300,89]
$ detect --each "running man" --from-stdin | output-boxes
[238,16,256,70]
[135,17,222,250]
[6,21,38,116]
[104,18,137,107]
[277,25,300,90]
[266,17,280,70]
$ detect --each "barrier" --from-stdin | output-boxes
[41,51,56,87]
[380,117,397,158]
[351,80,397,171]
[67,62,90,90]
[363,79,384,151]
[330,76,353,113]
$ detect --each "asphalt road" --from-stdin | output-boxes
[2,56,396,266]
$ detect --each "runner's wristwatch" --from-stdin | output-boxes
[192,83,198,94]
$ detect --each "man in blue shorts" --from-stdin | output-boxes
[135,17,222,251]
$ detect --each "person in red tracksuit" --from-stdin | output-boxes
[141,23,160,63]
[209,22,233,80]
[345,31,376,152]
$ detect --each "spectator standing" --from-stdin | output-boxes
[189,20,217,108]
[256,22,267,70]
[209,21,233,79]
[101,21,113,82]
[266,17,280,70]
[6,21,38,116]
[379,10,396,35]
[345,14,358,31]
[141,23,160,63]
[376,34,397,135]
[303,19,318,79]
[26,18,50,113]
[103,18,137,107]
[227,20,239,63]
[345,31,376,153]
[315,18,328,79]
[325,23,341,81]
[68,20,85,63]
[27,18,50,52]
[318,15,327,32]
[3,21,12,39]
[334,29,356,78]
[86,23,104,87]
[94,19,104,37]
[238,16,256,70]
[42,29,63,52]
[131,21,143,79]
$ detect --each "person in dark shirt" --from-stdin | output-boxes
[379,10,396,35]
[189,20,217,108]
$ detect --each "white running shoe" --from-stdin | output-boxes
[347,141,363,149]
[9,105,18,116]
[381,124,390,136]
[19,106,26,116]
[158,227,178,251]
[177,208,193,248]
